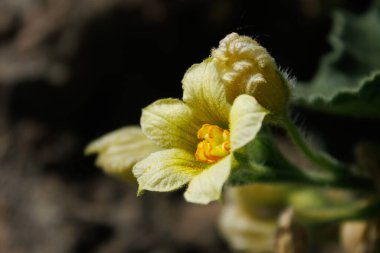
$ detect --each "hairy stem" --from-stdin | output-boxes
[282,115,346,174]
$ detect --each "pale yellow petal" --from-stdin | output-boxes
[230,95,268,151]
[182,59,231,127]
[85,126,143,154]
[133,149,205,192]
[219,196,277,253]
[85,126,159,180]
[184,156,231,204]
[96,139,159,180]
[141,98,202,152]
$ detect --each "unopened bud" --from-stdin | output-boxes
[212,32,290,114]
[219,184,289,253]
[341,220,380,253]
[275,208,308,253]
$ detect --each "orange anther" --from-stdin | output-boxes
[195,124,231,164]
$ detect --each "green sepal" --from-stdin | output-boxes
[227,127,374,191]
[227,128,304,186]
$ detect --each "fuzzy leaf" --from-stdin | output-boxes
[293,1,380,118]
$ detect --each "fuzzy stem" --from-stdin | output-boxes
[282,115,346,174]
[294,198,380,225]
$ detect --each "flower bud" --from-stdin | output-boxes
[341,220,380,253]
[212,32,290,114]
[275,208,308,253]
[219,184,290,253]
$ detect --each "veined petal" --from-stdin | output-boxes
[230,95,268,151]
[85,126,144,155]
[85,126,159,180]
[141,98,202,152]
[133,149,205,192]
[219,200,277,253]
[182,59,231,127]
[96,139,159,180]
[184,156,231,204]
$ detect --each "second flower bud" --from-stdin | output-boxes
[212,32,290,115]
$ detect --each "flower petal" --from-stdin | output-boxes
[95,140,159,180]
[184,156,232,204]
[85,126,143,155]
[230,95,268,151]
[182,59,231,128]
[85,126,159,180]
[133,149,205,192]
[141,98,202,152]
[219,198,277,253]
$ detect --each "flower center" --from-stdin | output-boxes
[195,124,231,164]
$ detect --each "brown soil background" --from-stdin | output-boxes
[0,0,374,252]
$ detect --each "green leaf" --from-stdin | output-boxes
[293,1,380,118]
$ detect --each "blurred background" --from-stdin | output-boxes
[0,0,374,252]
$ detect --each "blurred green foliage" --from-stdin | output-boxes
[294,0,380,119]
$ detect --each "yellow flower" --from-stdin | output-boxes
[133,59,268,204]
[85,126,160,181]
[212,32,290,114]
[219,184,289,252]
